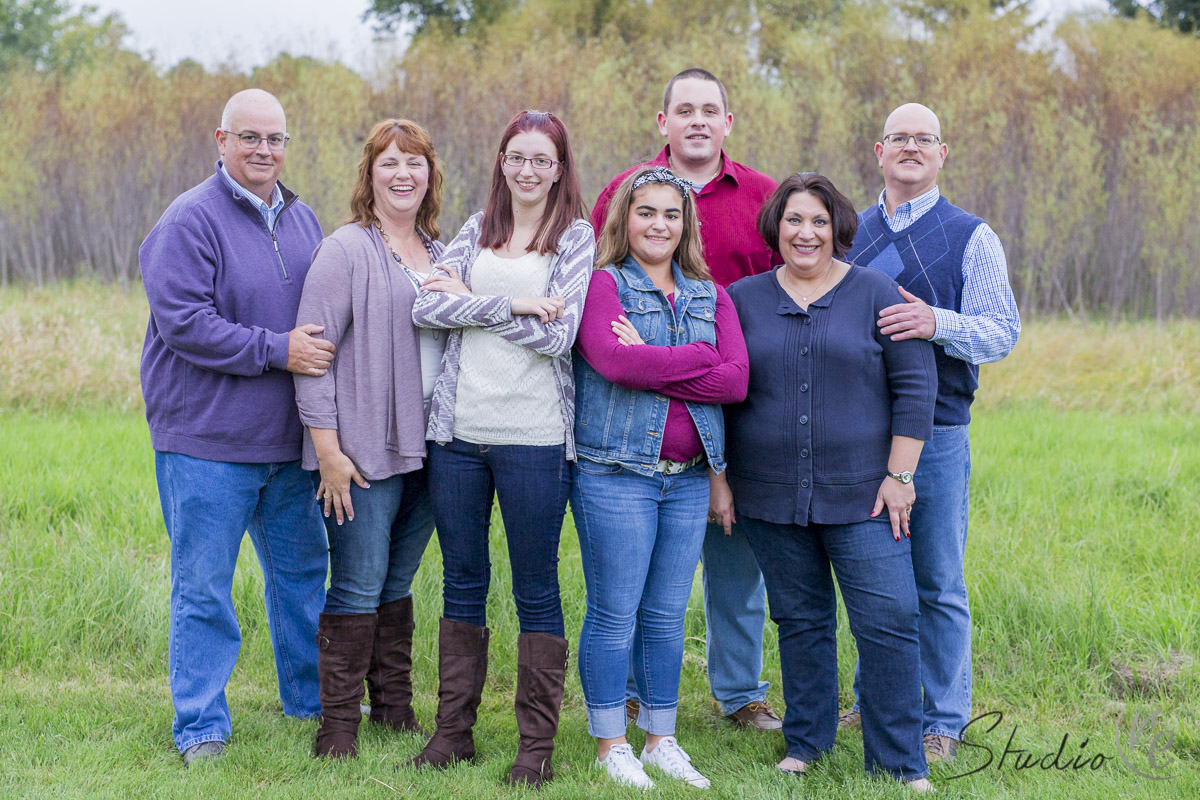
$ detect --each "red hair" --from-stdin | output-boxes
[477,110,587,255]
[345,119,444,239]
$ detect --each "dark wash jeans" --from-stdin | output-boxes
[741,515,927,781]
[310,467,435,614]
[427,437,570,636]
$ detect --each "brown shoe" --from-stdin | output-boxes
[724,700,783,731]
[314,612,376,759]
[367,596,422,733]
[505,633,568,788]
[923,732,958,764]
[625,698,639,726]
[406,618,490,769]
[837,709,861,731]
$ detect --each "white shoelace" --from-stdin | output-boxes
[643,737,710,788]
[599,743,653,788]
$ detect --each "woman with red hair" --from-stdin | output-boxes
[295,118,447,759]
[407,109,594,786]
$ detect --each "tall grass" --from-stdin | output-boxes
[1,284,1197,798]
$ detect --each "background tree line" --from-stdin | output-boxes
[3,0,1199,320]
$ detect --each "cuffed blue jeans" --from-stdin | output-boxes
[572,459,709,739]
[742,514,926,781]
[427,438,569,636]
[626,520,769,714]
[852,424,972,740]
[314,467,435,614]
[155,452,327,754]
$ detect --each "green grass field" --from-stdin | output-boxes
[1,284,1197,798]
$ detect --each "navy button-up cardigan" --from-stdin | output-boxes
[725,266,937,526]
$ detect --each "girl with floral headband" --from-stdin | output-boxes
[570,166,748,789]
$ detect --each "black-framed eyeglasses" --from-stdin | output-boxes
[881,133,941,149]
[501,153,559,170]
[222,130,290,151]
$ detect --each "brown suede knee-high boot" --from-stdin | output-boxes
[314,612,376,759]
[406,618,490,769]
[367,596,422,733]
[506,632,569,787]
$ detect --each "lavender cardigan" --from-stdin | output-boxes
[295,222,446,479]
[412,212,595,459]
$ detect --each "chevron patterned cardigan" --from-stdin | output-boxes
[412,212,596,460]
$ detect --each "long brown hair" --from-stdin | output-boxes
[596,167,710,282]
[477,110,587,255]
[345,118,444,240]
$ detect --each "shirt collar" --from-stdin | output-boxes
[657,146,738,191]
[218,161,284,213]
[878,185,940,227]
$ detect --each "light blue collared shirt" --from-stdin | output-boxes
[878,186,1020,365]
[220,162,285,232]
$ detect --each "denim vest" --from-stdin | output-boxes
[573,256,726,476]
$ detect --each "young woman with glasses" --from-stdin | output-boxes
[571,166,748,789]
[406,109,594,787]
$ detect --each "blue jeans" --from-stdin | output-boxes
[852,424,972,740]
[572,460,709,739]
[741,515,926,781]
[701,521,769,713]
[154,452,327,753]
[315,467,435,614]
[427,438,570,635]
[626,522,769,713]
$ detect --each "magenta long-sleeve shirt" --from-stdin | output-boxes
[575,270,748,462]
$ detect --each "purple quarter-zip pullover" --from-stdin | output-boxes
[139,168,323,462]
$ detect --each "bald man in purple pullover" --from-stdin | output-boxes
[140,89,335,767]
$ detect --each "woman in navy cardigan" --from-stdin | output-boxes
[712,172,937,790]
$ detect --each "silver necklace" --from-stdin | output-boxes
[375,218,441,340]
[784,262,836,303]
[374,218,432,269]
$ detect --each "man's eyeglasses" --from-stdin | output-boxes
[501,153,559,170]
[881,133,941,149]
[222,130,290,151]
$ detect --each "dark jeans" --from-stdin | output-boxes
[427,437,570,636]
[741,515,927,781]
[312,467,435,614]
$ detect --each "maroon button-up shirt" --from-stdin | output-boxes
[590,146,778,288]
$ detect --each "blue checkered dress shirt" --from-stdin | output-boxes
[878,186,1020,365]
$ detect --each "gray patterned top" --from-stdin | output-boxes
[411,212,595,460]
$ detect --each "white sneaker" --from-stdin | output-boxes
[597,743,654,789]
[641,737,711,789]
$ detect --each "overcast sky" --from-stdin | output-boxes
[78,0,1108,73]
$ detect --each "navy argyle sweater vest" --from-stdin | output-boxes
[847,196,983,425]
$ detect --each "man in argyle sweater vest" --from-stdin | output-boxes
[845,103,1020,765]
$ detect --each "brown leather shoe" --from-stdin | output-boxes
[625,698,639,726]
[923,732,958,764]
[367,596,422,733]
[505,633,569,788]
[837,709,861,731]
[724,700,783,731]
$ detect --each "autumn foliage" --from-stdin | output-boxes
[2,0,1199,319]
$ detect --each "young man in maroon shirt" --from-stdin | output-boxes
[591,68,781,731]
